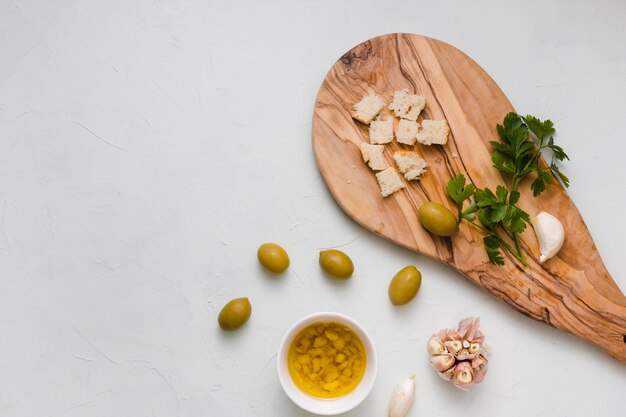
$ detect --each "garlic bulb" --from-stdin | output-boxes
[531,211,565,262]
[388,374,415,417]
[427,317,489,390]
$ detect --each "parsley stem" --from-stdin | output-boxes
[496,233,528,266]
[510,177,520,194]
[511,233,528,266]
[465,219,490,234]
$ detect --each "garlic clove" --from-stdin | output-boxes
[452,361,474,388]
[427,335,446,354]
[388,375,415,417]
[471,354,488,370]
[444,340,462,353]
[531,211,565,263]
[430,354,455,372]
[471,354,488,384]
[456,349,474,361]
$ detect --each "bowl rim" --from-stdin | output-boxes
[276,311,378,415]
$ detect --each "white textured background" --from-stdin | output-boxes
[1,0,625,416]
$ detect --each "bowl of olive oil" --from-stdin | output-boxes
[277,312,378,415]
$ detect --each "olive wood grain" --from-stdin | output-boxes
[312,33,626,363]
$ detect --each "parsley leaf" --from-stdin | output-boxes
[461,203,478,221]
[491,150,515,174]
[483,235,505,265]
[446,173,475,222]
[550,162,570,188]
[523,115,555,144]
[531,168,552,197]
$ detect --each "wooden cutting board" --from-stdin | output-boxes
[312,33,626,363]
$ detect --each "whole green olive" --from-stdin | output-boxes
[257,243,290,273]
[218,297,252,330]
[418,202,459,237]
[319,249,354,279]
[388,266,422,306]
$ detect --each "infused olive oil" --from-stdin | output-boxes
[288,321,366,398]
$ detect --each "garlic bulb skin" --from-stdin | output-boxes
[388,375,415,417]
[531,211,565,262]
[427,317,489,389]
[427,335,446,354]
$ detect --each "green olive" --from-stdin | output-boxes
[218,297,252,330]
[257,243,290,273]
[319,249,354,279]
[418,202,459,237]
[388,266,422,306]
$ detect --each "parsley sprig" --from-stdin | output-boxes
[490,113,569,196]
[446,113,569,266]
[447,175,529,265]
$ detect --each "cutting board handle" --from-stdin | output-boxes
[556,268,626,363]
[460,242,626,363]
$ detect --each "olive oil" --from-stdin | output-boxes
[288,321,366,398]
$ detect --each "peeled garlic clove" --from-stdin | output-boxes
[452,361,474,388]
[531,211,565,262]
[430,354,455,371]
[388,375,415,417]
[427,335,446,354]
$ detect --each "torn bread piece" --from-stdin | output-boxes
[395,119,419,145]
[351,91,385,124]
[389,89,426,121]
[416,120,450,145]
[393,151,428,181]
[369,117,393,144]
[375,167,405,197]
[360,143,387,171]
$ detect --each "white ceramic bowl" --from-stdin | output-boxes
[277,312,378,415]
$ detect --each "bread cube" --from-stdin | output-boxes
[360,143,387,171]
[369,118,393,144]
[390,89,426,121]
[395,119,419,145]
[393,151,428,181]
[375,167,405,197]
[351,91,385,124]
[416,120,449,145]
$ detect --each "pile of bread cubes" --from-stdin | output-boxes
[351,89,450,197]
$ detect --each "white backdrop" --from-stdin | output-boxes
[1,1,625,416]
